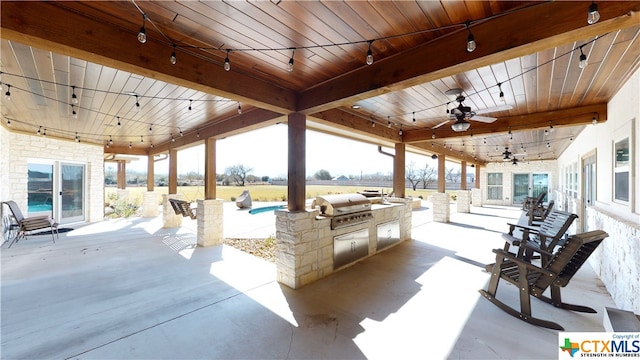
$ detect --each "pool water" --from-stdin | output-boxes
[28,204,53,213]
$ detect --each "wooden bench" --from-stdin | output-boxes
[502,209,578,262]
[168,199,197,220]
[480,230,609,330]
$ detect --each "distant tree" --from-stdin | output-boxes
[419,163,437,189]
[314,169,332,180]
[225,164,253,186]
[446,167,461,183]
[405,161,421,191]
[261,176,270,182]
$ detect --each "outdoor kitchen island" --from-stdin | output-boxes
[275,194,413,289]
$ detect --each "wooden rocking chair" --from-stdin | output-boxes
[168,198,197,220]
[479,230,609,330]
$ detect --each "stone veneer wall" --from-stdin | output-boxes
[587,207,640,314]
[275,198,412,289]
[2,130,104,223]
[480,160,558,206]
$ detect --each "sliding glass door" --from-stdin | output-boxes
[512,173,549,206]
[60,163,85,223]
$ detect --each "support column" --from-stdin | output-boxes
[437,154,445,193]
[117,161,126,189]
[288,113,306,211]
[460,160,467,190]
[197,199,224,247]
[433,154,449,222]
[162,193,183,228]
[142,154,158,217]
[475,164,481,189]
[393,143,405,198]
[472,165,482,206]
[168,149,178,195]
[204,137,216,200]
[456,190,471,213]
[146,154,154,192]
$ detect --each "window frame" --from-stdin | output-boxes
[487,172,503,200]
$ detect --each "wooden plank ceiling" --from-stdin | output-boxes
[1,1,639,164]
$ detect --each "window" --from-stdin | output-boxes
[614,137,629,202]
[487,173,503,200]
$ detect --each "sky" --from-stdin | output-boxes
[111,124,439,178]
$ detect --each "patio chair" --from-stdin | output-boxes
[479,229,609,330]
[168,198,197,220]
[528,200,555,225]
[2,200,58,248]
[521,191,546,211]
[502,209,578,262]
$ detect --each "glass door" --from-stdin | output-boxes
[512,174,530,205]
[59,163,85,224]
[582,154,596,231]
[513,173,549,206]
[27,163,54,217]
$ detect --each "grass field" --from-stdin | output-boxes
[105,185,442,205]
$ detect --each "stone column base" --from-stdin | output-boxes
[197,199,224,247]
[456,190,471,213]
[162,194,184,228]
[142,191,159,217]
[432,192,450,223]
[275,209,322,289]
[471,188,482,207]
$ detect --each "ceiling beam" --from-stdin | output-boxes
[309,108,401,144]
[297,2,640,114]
[146,108,283,155]
[402,103,607,143]
[0,1,296,115]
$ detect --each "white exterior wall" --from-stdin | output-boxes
[557,68,640,314]
[1,129,104,224]
[479,160,558,206]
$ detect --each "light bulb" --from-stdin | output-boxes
[224,50,231,71]
[365,41,374,66]
[170,51,177,65]
[71,86,78,104]
[466,33,476,53]
[237,103,242,114]
[4,85,11,100]
[579,53,587,69]
[138,26,147,44]
[37,126,42,135]
[587,2,600,25]
[287,57,294,72]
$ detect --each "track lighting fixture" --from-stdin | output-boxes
[366,40,374,65]
[587,2,600,25]
[287,49,295,72]
[170,46,177,65]
[138,14,147,44]
[237,103,242,114]
[465,22,476,53]
[71,86,78,104]
[4,84,10,100]
[578,46,588,69]
[224,50,231,71]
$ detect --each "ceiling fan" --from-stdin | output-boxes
[432,88,512,132]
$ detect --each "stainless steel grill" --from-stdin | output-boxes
[313,194,372,229]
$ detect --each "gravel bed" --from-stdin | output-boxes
[224,237,276,262]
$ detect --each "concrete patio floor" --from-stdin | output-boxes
[1,202,616,359]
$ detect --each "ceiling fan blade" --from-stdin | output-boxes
[432,120,451,129]
[475,104,513,115]
[470,115,497,123]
